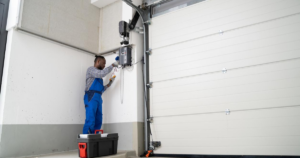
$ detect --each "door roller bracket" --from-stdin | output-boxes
[144,20,151,25]
[226,109,230,115]
[150,141,161,150]
[222,68,227,73]
[147,117,153,123]
[146,49,152,55]
[146,82,153,88]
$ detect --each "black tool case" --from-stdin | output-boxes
[77,133,118,158]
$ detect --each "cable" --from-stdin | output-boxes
[117,59,143,104]
[120,67,124,104]
[110,66,124,104]
[125,59,143,72]
[111,67,121,78]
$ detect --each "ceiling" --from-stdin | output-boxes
[91,0,120,8]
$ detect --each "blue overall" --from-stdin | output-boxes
[82,78,105,134]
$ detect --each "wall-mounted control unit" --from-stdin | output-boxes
[119,46,132,67]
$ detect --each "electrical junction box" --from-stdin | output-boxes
[119,46,132,67]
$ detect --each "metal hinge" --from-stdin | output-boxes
[225,109,230,115]
[147,117,153,123]
[132,27,144,34]
[219,30,224,35]
[144,20,151,25]
[222,68,227,73]
[146,82,153,88]
[146,49,152,55]
[149,141,161,150]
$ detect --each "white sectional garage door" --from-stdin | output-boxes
[149,0,300,155]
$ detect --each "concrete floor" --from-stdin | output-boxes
[25,150,138,158]
[24,150,175,158]
[26,150,78,158]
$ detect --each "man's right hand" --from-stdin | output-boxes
[112,61,119,67]
[112,56,119,67]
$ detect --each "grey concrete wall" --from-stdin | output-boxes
[0,124,83,158]
[20,0,100,53]
[103,122,144,156]
[0,122,144,158]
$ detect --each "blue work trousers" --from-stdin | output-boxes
[82,92,103,134]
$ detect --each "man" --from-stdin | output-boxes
[83,56,118,134]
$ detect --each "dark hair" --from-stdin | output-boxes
[94,56,105,63]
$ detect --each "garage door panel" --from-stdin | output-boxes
[152,96,300,116]
[152,39,300,70]
[154,117,300,132]
[158,137,300,155]
[152,33,300,69]
[152,50,300,82]
[151,87,300,112]
[153,67,300,96]
[152,40,300,76]
[151,32,300,81]
[158,137,300,147]
[153,126,300,139]
[154,8,300,48]
[152,0,247,33]
[151,18,300,63]
[149,0,300,155]
[152,0,279,36]
[154,146,232,155]
[153,95,300,112]
[152,5,300,48]
[153,77,300,104]
[241,147,300,156]
[153,0,297,44]
[152,106,300,124]
[151,23,300,66]
[152,107,300,155]
[152,59,300,89]
[155,146,300,155]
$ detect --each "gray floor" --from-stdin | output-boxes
[25,151,78,158]
[24,150,175,158]
[25,150,139,158]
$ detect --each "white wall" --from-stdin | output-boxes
[6,0,21,31]
[99,0,123,52]
[0,0,144,142]
[20,0,100,53]
[0,29,94,125]
[102,46,143,124]
[129,0,145,123]
[99,0,144,124]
